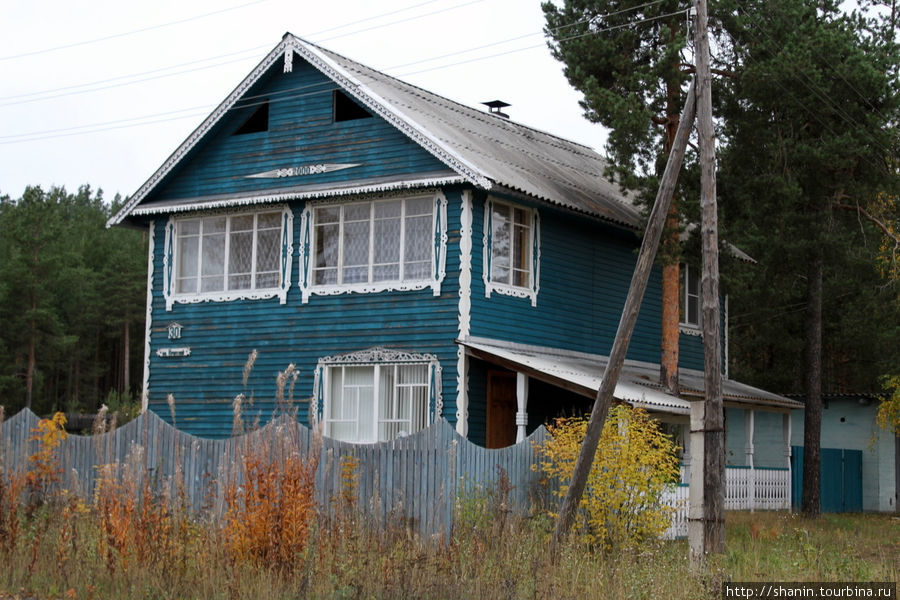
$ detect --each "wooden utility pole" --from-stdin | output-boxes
[688,0,725,568]
[551,78,698,553]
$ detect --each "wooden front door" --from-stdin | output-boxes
[486,371,517,448]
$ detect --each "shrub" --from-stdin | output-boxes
[536,405,680,550]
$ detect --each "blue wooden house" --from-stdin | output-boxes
[109,34,801,453]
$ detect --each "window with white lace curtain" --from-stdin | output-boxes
[174,210,283,295]
[323,362,431,443]
[312,196,433,287]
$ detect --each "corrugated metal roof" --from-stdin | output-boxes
[460,337,803,414]
[311,39,641,228]
[110,34,641,229]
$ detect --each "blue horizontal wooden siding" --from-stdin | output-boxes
[469,194,704,371]
[149,59,450,202]
[146,190,464,438]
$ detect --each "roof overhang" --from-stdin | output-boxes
[128,172,464,218]
[459,337,803,416]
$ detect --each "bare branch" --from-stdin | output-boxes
[833,202,900,246]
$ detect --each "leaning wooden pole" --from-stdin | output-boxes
[689,0,725,568]
[550,78,697,553]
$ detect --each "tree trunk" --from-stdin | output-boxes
[659,20,683,395]
[801,253,824,517]
[660,260,681,393]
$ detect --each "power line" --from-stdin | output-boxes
[1,6,688,145]
[0,0,472,107]
[0,0,270,62]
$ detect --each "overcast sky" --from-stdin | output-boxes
[0,0,611,202]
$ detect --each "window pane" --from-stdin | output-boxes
[688,297,700,326]
[374,200,401,219]
[176,234,198,293]
[373,212,401,281]
[315,222,339,285]
[491,204,511,284]
[231,214,253,232]
[405,197,432,216]
[180,220,200,236]
[229,230,253,289]
[342,220,369,284]
[512,210,531,287]
[404,215,431,261]
[316,206,340,224]
[257,211,281,229]
[687,267,699,296]
[200,218,225,292]
[255,228,280,288]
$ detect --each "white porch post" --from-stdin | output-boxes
[681,424,692,485]
[745,409,755,511]
[515,373,529,443]
[783,412,792,510]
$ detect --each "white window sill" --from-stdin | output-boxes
[303,279,440,303]
[679,324,702,337]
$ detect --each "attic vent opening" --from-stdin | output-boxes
[334,90,372,122]
[233,101,269,135]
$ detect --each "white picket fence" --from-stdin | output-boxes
[663,465,791,538]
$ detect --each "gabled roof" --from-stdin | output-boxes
[109,33,640,229]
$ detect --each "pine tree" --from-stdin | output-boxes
[715,0,899,516]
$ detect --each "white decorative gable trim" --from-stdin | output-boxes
[482,196,541,307]
[298,191,448,303]
[108,34,490,228]
[162,205,293,311]
[310,347,443,422]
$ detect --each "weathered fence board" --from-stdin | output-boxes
[1,409,549,538]
[1,409,789,540]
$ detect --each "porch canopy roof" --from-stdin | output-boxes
[459,337,803,416]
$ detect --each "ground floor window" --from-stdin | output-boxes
[315,348,441,444]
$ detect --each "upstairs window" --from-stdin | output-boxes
[483,197,540,306]
[298,193,447,302]
[313,197,433,286]
[164,207,293,309]
[680,263,701,329]
[176,211,281,294]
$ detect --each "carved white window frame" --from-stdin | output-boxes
[297,191,447,303]
[311,347,443,443]
[163,205,293,311]
[483,196,540,307]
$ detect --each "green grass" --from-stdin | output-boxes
[0,505,896,600]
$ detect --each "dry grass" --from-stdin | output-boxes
[0,411,896,599]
